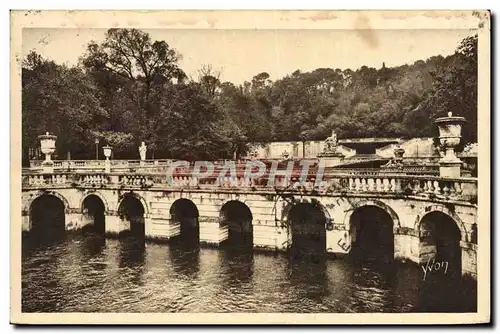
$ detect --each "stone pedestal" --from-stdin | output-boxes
[41,162,54,174]
[145,217,180,242]
[439,161,462,178]
[105,214,130,237]
[199,217,228,246]
[318,152,344,168]
[460,241,477,279]
[105,160,111,173]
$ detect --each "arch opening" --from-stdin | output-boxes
[219,201,253,248]
[419,211,462,279]
[288,202,327,258]
[349,205,394,264]
[29,195,66,242]
[118,194,145,239]
[170,199,200,244]
[82,195,106,234]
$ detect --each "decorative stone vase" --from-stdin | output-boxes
[103,146,112,160]
[38,132,57,173]
[434,112,466,178]
[393,146,405,164]
[103,146,112,173]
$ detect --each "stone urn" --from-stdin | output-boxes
[103,146,113,160]
[393,146,405,165]
[434,112,466,177]
[38,132,57,173]
[103,146,113,173]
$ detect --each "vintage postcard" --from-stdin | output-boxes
[10,10,490,324]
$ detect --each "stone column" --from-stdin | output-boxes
[460,241,477,279]
[145,215,180,242]
[199,216,228,246]
[22,211,30,234]
[65,209,90,232]
[393,227,420,263]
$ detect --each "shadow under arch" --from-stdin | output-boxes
[414,204,468,242]
[115,191,150,216]
[346,200,397,265]
[81,194,106,234]
[117,192,146,240]
[219,200,253,249]
[79,190,109,214]
[416,209,476,312]
[343,199,401,231]
[25,190,70,214]
[417,210,463,279]
[170,198,200,244]
[282,198,330,260]
[28,193,67,245]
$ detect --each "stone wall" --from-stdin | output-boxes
[376,137,439,159]
[248,141,356,159]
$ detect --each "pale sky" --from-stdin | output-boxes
[22,28,475,84]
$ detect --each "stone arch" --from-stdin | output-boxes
[24,190,70,214]
[283,197,330,256]
[169,198,200,243]
[219,200,254,246]
[414,204,468,242]
[343,199,400,231]
[281,197,332,223]
[116,191,149,215]
[79,190,109,213]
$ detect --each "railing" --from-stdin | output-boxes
[22,170,477,203]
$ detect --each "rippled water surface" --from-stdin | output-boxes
[22,234,477,313]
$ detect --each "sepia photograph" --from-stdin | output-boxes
[10,10,490,324]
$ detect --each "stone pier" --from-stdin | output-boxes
[146,216,180,242]
[199,216,228,246]
[253,222,289,251]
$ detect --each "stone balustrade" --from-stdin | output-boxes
[22,170,477,203]
[27,159,441,177]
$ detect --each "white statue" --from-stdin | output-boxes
[324,130,338,153]
[139,142,147,161]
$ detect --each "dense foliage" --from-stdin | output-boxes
[22,29,477,163]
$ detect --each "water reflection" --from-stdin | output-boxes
[21,233,477,313]
[168,240,200,280]
[118,236,146,287]
[219,246,254,285]
[287,255,329,308]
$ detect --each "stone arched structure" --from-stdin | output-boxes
[79,190,110,214]
[280,197,332,223]
[24,190,70,214]
[343,199,401,231]
[414,204,468,242]
[115,191,150,215]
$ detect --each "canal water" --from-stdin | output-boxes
[22,233,477,313]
